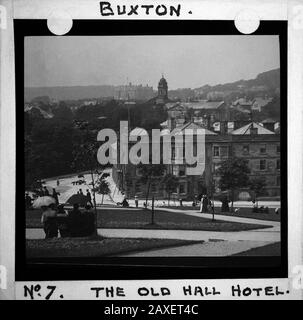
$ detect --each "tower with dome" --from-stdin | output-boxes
[156,75,169,105]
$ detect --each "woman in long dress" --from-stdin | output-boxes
[200,195,209,213]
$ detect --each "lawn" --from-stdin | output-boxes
[26,207,271,232]
[232,242,281,256]
[26,237,201,258]
[161,206,280,222]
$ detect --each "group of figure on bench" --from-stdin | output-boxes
[41,203,95,239]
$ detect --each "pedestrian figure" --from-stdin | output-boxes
[200,195,209,213]
[52,188,59,205]
[122,197,129,207]
[208,199,213,213]
[79,189,84,196]
[134,195,139,208]
[252,199,258,212]
[179,198,183,207]
[86,189,93,206]
[199,195,204,213]
[57,179,60,186]
[221,196,230,212]
[43,186,49,196]
[41,204,57,238]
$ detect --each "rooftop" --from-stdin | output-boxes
[175,122,217,136]
[231,122,275,135]
[261,118,277,124]
[167,100,225,111]
[183,101,225,110]
[253,97,273,107]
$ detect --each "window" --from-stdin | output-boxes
[260,159,266,170]
[171,185,178,194]
[277,146,280,153]
[172,166,179,176]
[277,159,280,170]
[179,166,186,176]
[171,147,176,159]
[213,146,219,157]
[243,145,249,154]
[179,184,186,194]
[260,145,266,154]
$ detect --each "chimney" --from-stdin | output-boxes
[220,121,227,135]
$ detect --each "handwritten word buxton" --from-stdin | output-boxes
[99,2,181,17]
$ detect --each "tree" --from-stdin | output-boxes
[94,173,111,204]
[248,176,267,206]
[137,164,165,225]
[72,121,106,235]
[161,173,179,206]
[217,157,250,209]
[24,135,41,189]
[52,102,73,122]
[138,164,166,206]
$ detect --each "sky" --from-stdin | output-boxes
[25,35,280,90]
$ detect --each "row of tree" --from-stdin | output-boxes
[136,157,267,207]
[217,157,267,208]
[24,99,168,188]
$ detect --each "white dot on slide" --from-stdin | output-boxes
[235,10,260,34]
[47,10,73,35]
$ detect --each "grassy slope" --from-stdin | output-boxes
[26,237,202,258]
[232,242,281,256]
[161,206,280,222]
[26,207,271,232]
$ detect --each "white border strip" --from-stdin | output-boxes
[0,0,302,300]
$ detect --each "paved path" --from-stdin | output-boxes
[119,241,276,257]
[26,209,280,256]
[155,207,280,229]
[42,168,122,205]
[26,226,280,242]
[26,203,280,242]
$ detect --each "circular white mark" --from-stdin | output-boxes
[47,10,73,35]
[235,10,260,34]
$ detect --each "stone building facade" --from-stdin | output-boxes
[112,122,280,201]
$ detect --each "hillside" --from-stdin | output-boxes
[194,68,280,94]
[25,68,280,102]
[24,85,117,102]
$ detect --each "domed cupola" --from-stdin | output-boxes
[158,76,168,89]
[157,75,168,101]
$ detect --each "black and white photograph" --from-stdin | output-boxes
[14,19,287,281]
[2,0,303,303]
